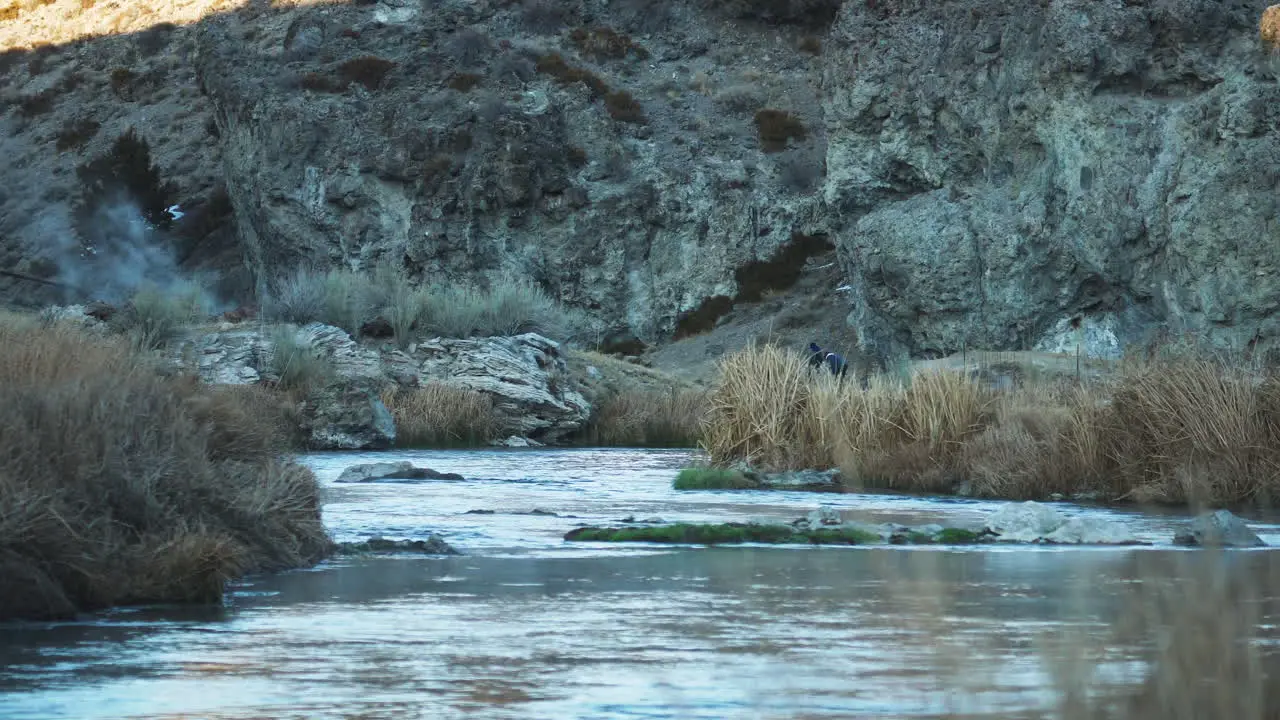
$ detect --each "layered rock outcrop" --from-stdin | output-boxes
[169,322,590,448]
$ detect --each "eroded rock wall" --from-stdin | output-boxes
[824,0,1280,359]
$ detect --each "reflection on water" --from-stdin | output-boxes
[1,448,1279,719]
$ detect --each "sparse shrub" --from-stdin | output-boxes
[536,52,609,97]
[17,88,57,117]
[372,265,431,349]
[381,383,499,448]
[262,266,378,336]
[55,117,100,152]
[267,327,335,392]
[0,319,328,620]
[605,89,647,123]
[754,109,808,153]
[109,67,135,100]
[521,0,569,34]
[447,72,483,92]
[569,27,649,60]
[337,55,396,91]
[118,281,212,350]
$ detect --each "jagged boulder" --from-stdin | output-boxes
[416,333,590,442]
[299,386,396,451]
[335,461,463,483]
[1173,510,1267,547]
[983,502,1067,542]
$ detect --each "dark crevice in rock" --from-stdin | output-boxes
[734,232,834,303]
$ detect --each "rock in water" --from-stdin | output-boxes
[760,469,842,491]
[336,536,459,555]
[807,506,844,527]
[983,502,1066,542]
[1044,516,1136,545]
[336,461,465,483]
[1173,510,1267,548]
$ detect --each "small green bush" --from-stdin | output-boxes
[674,467,760,490]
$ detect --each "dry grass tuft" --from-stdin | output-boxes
[583,386,706,447]
[381,383,499,448]
[0,318,329,620]
[1262,5,1280,51]
[703,344,1280,505]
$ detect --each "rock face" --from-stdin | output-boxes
[982,501,1136,544]
[825,0,1280,359]
[10,0,1280,359]
[417,334,590,443]
[299,386,396,451]
[1173,510,1267,547]
[192,1,829,346]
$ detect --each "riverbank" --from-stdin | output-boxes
[0,313,329,621]
[699,344,1280,507]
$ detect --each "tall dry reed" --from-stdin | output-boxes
[702,345,1280,505]
[580,386,707,447]
[0,316,329,620]
[381,383,499,448]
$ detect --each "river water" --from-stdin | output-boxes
[2,448,1279,719]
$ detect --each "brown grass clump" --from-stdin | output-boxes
[447,72,483,92]
[337,55,396,91]
[702,344,1280,505]
[0,317,329,621]
[604,89,647,123]
[754,109,808,153]
[536,52,610,97]
[1261,5,1280,51]
[582,387,707,447]
[381,383,499,448]
[569,27,649,60]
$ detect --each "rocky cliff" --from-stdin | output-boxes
[826,0,1280,359]
[4,0,1280,360]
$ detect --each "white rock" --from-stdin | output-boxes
[983,501,1066,542]
[337,461,417,483]
[808,506,844,527]
[1044,516,1136,545]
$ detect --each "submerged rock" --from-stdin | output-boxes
[1173,510,1267,548]
[336,461,464,483]
[759,469,843,491]
[336,536,459,555]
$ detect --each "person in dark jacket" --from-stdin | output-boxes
[808,342,848,380]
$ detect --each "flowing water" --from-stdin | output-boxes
[3,448,1280,719]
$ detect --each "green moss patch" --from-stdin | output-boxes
[673,467,760,490]
[565,522,990,547]
[566,522,868,545]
